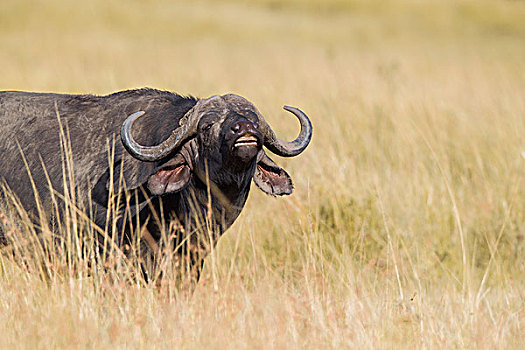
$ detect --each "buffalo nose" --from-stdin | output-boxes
[231,120,258,135]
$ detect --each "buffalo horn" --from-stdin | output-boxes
[121,109,199,162]
[259,106,313,157]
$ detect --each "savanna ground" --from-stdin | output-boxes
[1,0,525,348]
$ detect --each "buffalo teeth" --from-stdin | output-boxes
[234,135,258,147]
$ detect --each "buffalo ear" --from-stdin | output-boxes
[147,154,191,195]
[253,152,293,196]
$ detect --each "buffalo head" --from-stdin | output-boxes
[120,94,312,199]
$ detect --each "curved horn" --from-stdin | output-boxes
[121,109,200,162]
[259,106,313,157]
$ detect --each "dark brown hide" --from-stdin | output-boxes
[0,88,312,283]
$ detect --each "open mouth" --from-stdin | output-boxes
[234,135,259,148]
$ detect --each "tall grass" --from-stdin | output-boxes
[0,0,524,348]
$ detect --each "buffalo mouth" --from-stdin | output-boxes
[230,133,261,163]
[233,134,260,148]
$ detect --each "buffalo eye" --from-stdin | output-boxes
[203,124,213,132]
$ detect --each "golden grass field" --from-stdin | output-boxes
[1,0,525,348]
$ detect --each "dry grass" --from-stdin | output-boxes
[1,0,524,348]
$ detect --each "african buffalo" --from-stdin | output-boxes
[0,88,312,280]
